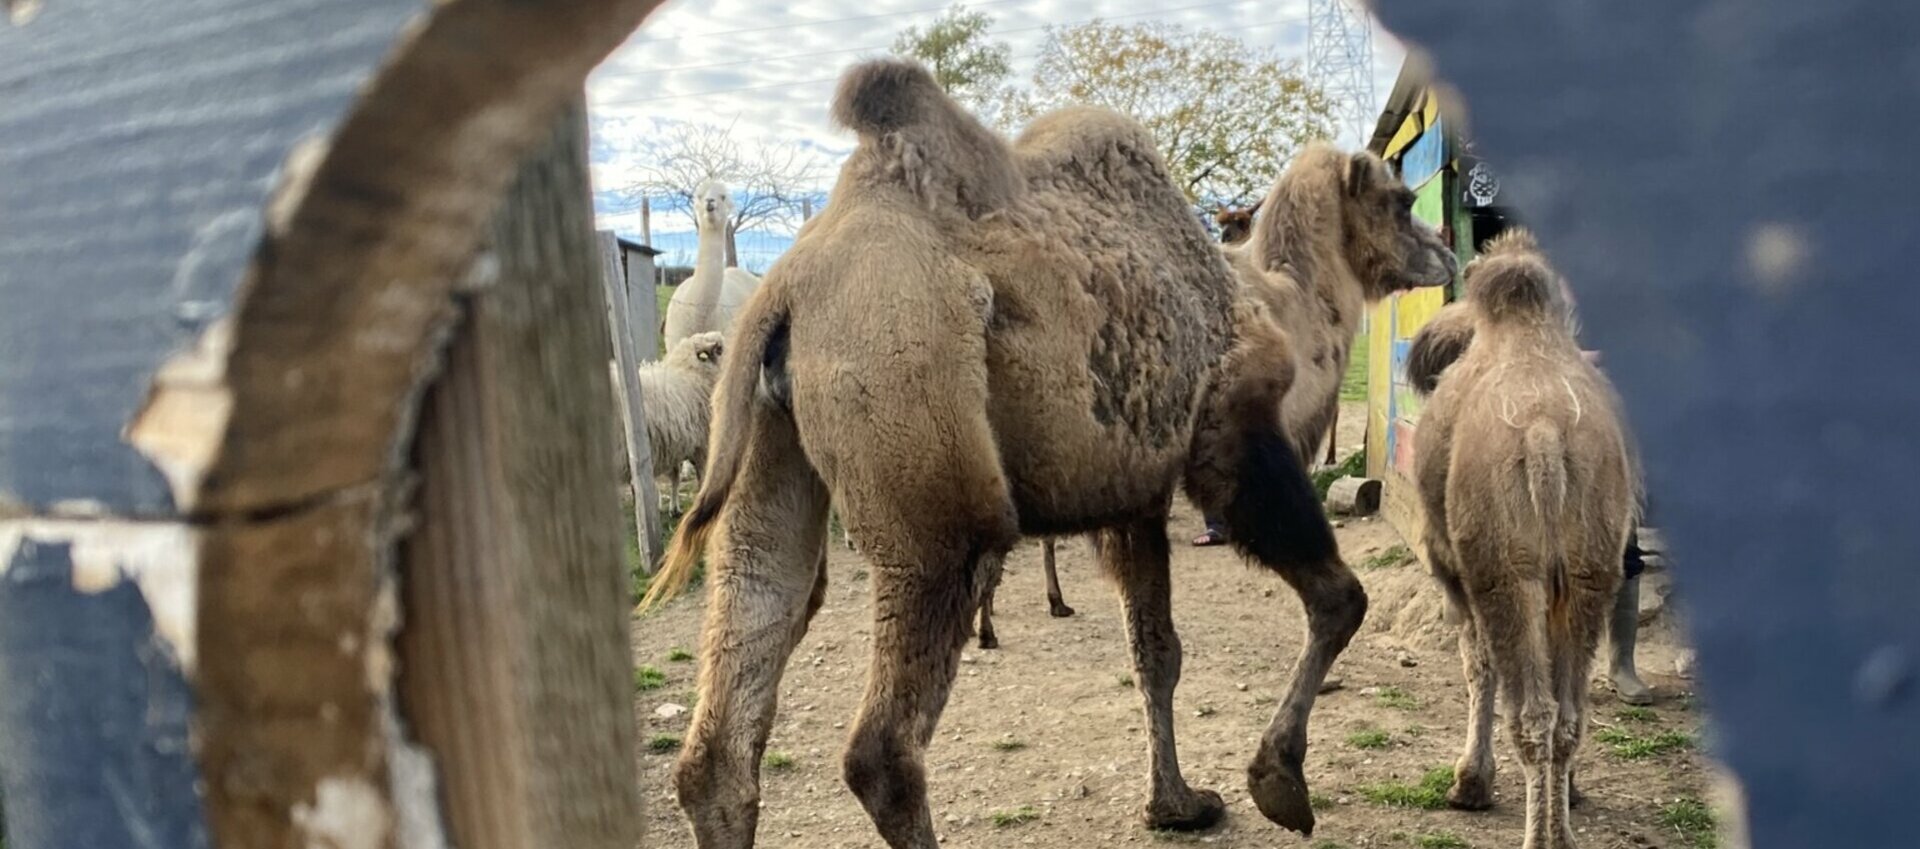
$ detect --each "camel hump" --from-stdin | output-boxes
[832,58,1021,218]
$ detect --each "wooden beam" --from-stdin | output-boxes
[602,232,665,571]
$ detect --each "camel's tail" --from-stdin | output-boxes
[636,283,790,613]
[1521,421,1573,624]
[830,58,1020,219]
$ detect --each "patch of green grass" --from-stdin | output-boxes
[1312,840,1348,849]
[667,646,694,662]
[1357,767,1454,810]
[1415,833,1469,849]
[655,284,675,357]
[632,665,666,692]
[990,805,1041,827]
[1347,728,1392,750]
[1659,797,1718,848]
[991,738,1028,752]
[1360,544,1414,570]
[1375,685,1420,710]
[763,751,796,771]
[1309,793,1337,811]
[1341,331,1370,401]
[1594,727,1694,760]
[1312,450,1368,500]
[647,733,682,753]
[1615,706,1658,723]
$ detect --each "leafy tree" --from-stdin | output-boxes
[619,120,823,266]
[1003,21,1336,207]
[893,5,1014,117]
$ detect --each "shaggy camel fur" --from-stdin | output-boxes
[1409,230,1636,849]
[981,169,1425,647]
[664,180,762,350]
[640,59,1454,847]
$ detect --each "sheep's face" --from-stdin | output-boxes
[666,330,727,374]
[693,180,735,234]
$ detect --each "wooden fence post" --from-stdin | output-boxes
[601,232,665,570]
[0,1,664,847]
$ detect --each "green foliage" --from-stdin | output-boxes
[647,733,683,752]
[990,805,1041,827]
[1375,685,1420,710]
[1616,706,1658,723]
[667,646,695,662]
[1357,767,1455,810]
[1659,797,1718,848]
[1346,728,1392,750]
[763,751,796,771]
[892,5,1014,113]
[633,665,667,691]
[1341,331,1371,401]
[1414,833,1470,849]
[1313,450,1367,500]
[1594,727,1695,760]
[1360,544,1414,570]
[1002,21,1334,205]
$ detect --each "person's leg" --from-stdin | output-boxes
[1609,526,1654,705]
[1190,512,1229,546]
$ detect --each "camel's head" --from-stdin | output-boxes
[693,180,734,234]
[666,330,726,375]
[1215,200,1260,245]
[1339,151,1457,298]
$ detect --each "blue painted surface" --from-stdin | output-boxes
[1374,2,1920,845]
[1399,118,1448,189]
[0,539,210,849]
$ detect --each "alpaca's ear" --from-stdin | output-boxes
[1346,153,1373,198]
[1249,197,1263,215]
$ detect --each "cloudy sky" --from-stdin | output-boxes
[587,0,1407,269]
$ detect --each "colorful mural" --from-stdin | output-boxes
[1365,116,1453,483]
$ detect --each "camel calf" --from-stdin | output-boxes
[1409,230,1636,849]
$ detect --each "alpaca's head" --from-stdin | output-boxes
[693,180,735,234]
[1215,200,1260,245]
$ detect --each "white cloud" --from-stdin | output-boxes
[588,0,1407,235]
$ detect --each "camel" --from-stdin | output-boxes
[639,59,1455,847]
[1408,230,1636,849]
[663,179,762,350]
[978,180,1416,648]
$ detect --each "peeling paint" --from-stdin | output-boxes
[0,518,200,672]
[126,315,236,513]
[291,776,390,849]
[385,712,452,849]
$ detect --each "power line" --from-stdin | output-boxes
[591,12,1310,109]
[595,0,1275,82]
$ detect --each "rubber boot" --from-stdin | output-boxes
[1610,576,1655,705]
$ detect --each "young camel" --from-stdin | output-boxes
[982,175,1426,647]
[640,59,1454,847]
[1408,230,1635,849]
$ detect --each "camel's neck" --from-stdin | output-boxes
[1257,194,1367,343]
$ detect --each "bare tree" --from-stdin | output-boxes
[620,120,824,266]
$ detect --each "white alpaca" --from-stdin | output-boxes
[663,180,761,349]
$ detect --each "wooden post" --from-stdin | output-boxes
[0,1,662,847]
[601,232,665,570]
[640,195,653,244]
[802,196,815,221]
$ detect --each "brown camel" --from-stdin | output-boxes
[983,184,1390,641]
[1408,230,1636,849]
[640,59,1454,847]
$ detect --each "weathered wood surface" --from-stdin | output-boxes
[1372,1,1919,844]
[397,102,642,849]
[0,0,666,847]
[602,232,665,569]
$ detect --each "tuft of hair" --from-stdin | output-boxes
[1464,248,1563,321]
[1479,226,1539,258]
[831,58,943,137]
[1406,303,1476,396]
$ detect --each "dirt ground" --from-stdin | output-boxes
[629,403,1715,848]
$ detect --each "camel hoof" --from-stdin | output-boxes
[1143,787,1226,832]
[1246,757,1315,835]
[1447,773,1495,811]
[1049,603,1075,618]
[977,633,999,650]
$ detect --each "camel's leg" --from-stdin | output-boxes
[1244,553,1367,835]
[1550,563,1616,848]
[1044,537,1074,617]
[1323,407,1339,466]
[1428,545,1497,811]
[1103,519,1226,831]
[1483,582,1558,849]
[975,570,1000,650]
[842,542,993,849]
[671,409,829,849]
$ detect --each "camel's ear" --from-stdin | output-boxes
[1346,153,1373,198]
[1249,197,1263,215]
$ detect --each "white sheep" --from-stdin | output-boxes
[613,331,725,514]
